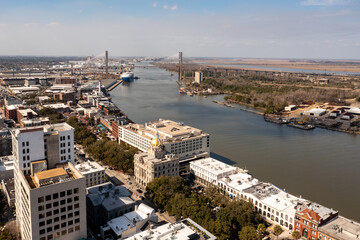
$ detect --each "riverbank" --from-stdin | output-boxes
[110,61,360,222]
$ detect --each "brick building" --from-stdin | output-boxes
[294,203,338,239]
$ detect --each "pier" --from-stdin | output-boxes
[106,80,123,92]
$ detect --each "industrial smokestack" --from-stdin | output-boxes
[105,50,109,79]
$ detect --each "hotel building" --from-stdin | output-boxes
[118,119,210,160]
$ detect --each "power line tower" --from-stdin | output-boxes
[177,51,183,87]
[105,50,109,79]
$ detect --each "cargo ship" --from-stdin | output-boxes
[121,72,134,82]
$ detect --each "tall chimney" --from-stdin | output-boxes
[105,50,109,79]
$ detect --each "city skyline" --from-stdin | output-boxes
[0,0,360,58]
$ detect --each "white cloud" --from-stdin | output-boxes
[300,0,351,6]
[24,22,37,27]
[163,5,177,10]
[0,22,8,27]
[152,2,157,7]
[47,22,59,26]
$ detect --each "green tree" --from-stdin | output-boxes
[257,223,266,238]
[0,231,14,240]
[292,230,301,240]
[238,226,260,240]
[273,225,283,240]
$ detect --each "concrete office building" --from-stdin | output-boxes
[15,162,87,240]
[194,71,204,84]
[118,119,210,160]
[75,161,106,187]
[134,134,179,188]
[11,123,86,240]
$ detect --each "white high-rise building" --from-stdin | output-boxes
[118,119,210,160]
[12,123,87,240]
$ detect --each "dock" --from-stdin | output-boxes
[106,80,123,92]
[287,122,315,130]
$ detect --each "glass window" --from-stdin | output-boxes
[38,197,44,203]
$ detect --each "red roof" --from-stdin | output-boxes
[300,208,321,222]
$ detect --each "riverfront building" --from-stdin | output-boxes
[134,134,179,188]
[190,158,306,230]
[118,119,210,160]
[294,204,338,239]
[12,123,87,240]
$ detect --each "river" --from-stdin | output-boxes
[111,61,360,221]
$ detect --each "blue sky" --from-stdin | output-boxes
[0,0,359,58]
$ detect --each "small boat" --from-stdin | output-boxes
[288,123,315,130]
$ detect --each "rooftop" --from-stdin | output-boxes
[242,182,281,200]
[26,163,78,189]
[122,119,208,142]
[298,202,337,221]
[87,182,132,207]
[106,203,156,236]
[35,168,67,180]
[320,216,360,240]
[17,108,38,117]
[304,108,327,114]
[127,218,217,240]
[75,161,105,174]
[191,157,237,177]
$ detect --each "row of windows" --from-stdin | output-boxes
[38,196,80,211]
[60,136,71,141]
[39,217,80,228]
[39,204,80,219]
[38,189,79,203]
[39,225,81,240]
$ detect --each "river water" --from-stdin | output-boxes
[111,62,360,221]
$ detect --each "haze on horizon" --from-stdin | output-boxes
[0,0,360,59]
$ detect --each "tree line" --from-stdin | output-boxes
[66,116,138,174]
[145,176,266,240]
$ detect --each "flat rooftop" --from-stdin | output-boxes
[123,119,208,141]
[191,157,237,177]
[127,218,217,240]
[242,182,281,200]
[27,164,77,189]
[75,161,104,174]
[35,168,67,180]
[319,216,360,240]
